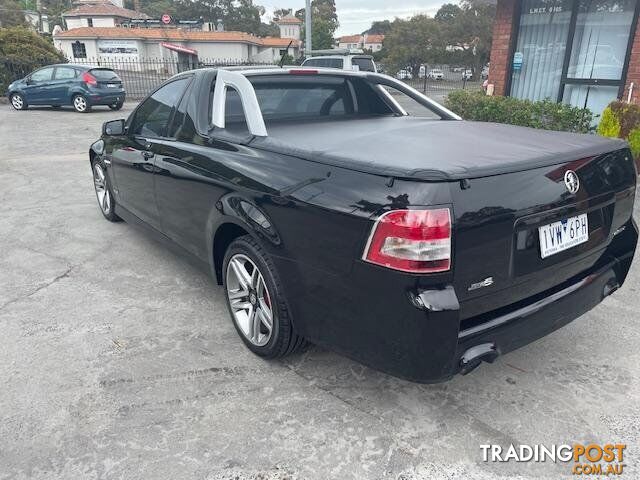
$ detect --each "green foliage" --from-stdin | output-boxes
[627,128,640,159]
[383,15,441,75]
[0,26,65,92]
[279,52,294,65]
[597,106,621,138]
[381,1,495,78]
[598,101,640,159]
[363,20,391,35]
[0,0,26,27]
[297,0,338,50]
[445,90,594,134]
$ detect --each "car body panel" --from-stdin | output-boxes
[93,67,637,382]
[7,64,126,108]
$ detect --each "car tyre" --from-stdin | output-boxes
[109,101,124,111]
[73,94,91,113]
[223,236,307,359]
[10,93,27,110]
[91,158,120,222]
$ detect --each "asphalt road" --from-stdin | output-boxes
[1,103,639,480]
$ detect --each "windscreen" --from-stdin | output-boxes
[224,75,394,126]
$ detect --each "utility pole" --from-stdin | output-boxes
[305,0,312,55]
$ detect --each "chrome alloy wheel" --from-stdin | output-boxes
[74,95,87,112]
[11,94,23,109]
[93,163,112,214]
[226,254,274,347]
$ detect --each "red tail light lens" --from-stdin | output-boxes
[82,71,97,86]
[363,208,452,273]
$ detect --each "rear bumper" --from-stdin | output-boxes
[87,91,126,105]
[279,220,637,383]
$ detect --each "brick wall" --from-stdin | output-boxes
[624,22,640,104]
[488,0,517,96]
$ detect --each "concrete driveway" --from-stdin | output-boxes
[1,103,639,480]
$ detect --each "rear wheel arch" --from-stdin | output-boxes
[212,222,251,285]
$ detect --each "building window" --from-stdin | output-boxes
[87,18,93,27]
[72,41,87,58]
[510,0,638,118]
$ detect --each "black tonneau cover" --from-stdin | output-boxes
[250,117,628,181]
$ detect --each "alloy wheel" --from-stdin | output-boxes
[74,96,87,112]
[93,163,112,214]
[225,254,274,347]
[11,95,23,110]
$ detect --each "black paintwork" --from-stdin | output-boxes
[92,68,638,382]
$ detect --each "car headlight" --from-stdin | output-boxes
[91,139,105,155]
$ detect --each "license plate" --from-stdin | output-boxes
[538,214,589,259]
[107,83,118,88]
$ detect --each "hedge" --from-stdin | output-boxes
[0,26,65,92]
[597,101,640,159]
[445,90,594,134]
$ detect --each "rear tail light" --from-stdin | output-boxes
[82,71,97,86]
[363,208,452,273]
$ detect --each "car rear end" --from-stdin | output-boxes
[351,149,637,382]
[80,68,126,106]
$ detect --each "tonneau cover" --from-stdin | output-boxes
[249,116,628,181]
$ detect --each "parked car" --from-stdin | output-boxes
[7,64,125,113]
[91,67,638,383]
[396,69,413,80]
[302,51,377,72]
[427,69,445,80]
[461,69,473,80]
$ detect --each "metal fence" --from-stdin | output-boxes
[395,64,484,104]
[1,57,279,99]
[70,57,279,98]
[2,57,482,103]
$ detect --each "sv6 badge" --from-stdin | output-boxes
[468,277,494,292]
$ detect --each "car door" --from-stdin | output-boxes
[51,66,78,104]
[110,77,192,230]
[22,67,55,104]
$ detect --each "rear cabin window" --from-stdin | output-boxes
[223,75,394,129]
[303,58,344,69]
[90,69,120,81]
[352,57,375,72]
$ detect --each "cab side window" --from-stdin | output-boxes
[30,67,54,82]
[54,67,77,80]
[130,77,191,138]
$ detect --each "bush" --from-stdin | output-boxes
[598,101,640,159]
[0,26,66,92]
[445,90,594,134]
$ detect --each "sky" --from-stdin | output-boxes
[259,1,449,37]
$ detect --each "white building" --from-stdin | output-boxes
[53,26,301,65]
[62,0,148,29]
[274,13,302,40]
[337,34,384,52]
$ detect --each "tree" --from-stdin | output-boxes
[0,26,66,91]
[435,0,495,78]
[296,0,338,51]
[382,15,443,75]
[363,20,391,35]
[0,0,26,27]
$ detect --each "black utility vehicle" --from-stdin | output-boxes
[90,67,637,382]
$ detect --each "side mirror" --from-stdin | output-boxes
[25,77,33,85]
[103,119,125,136]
